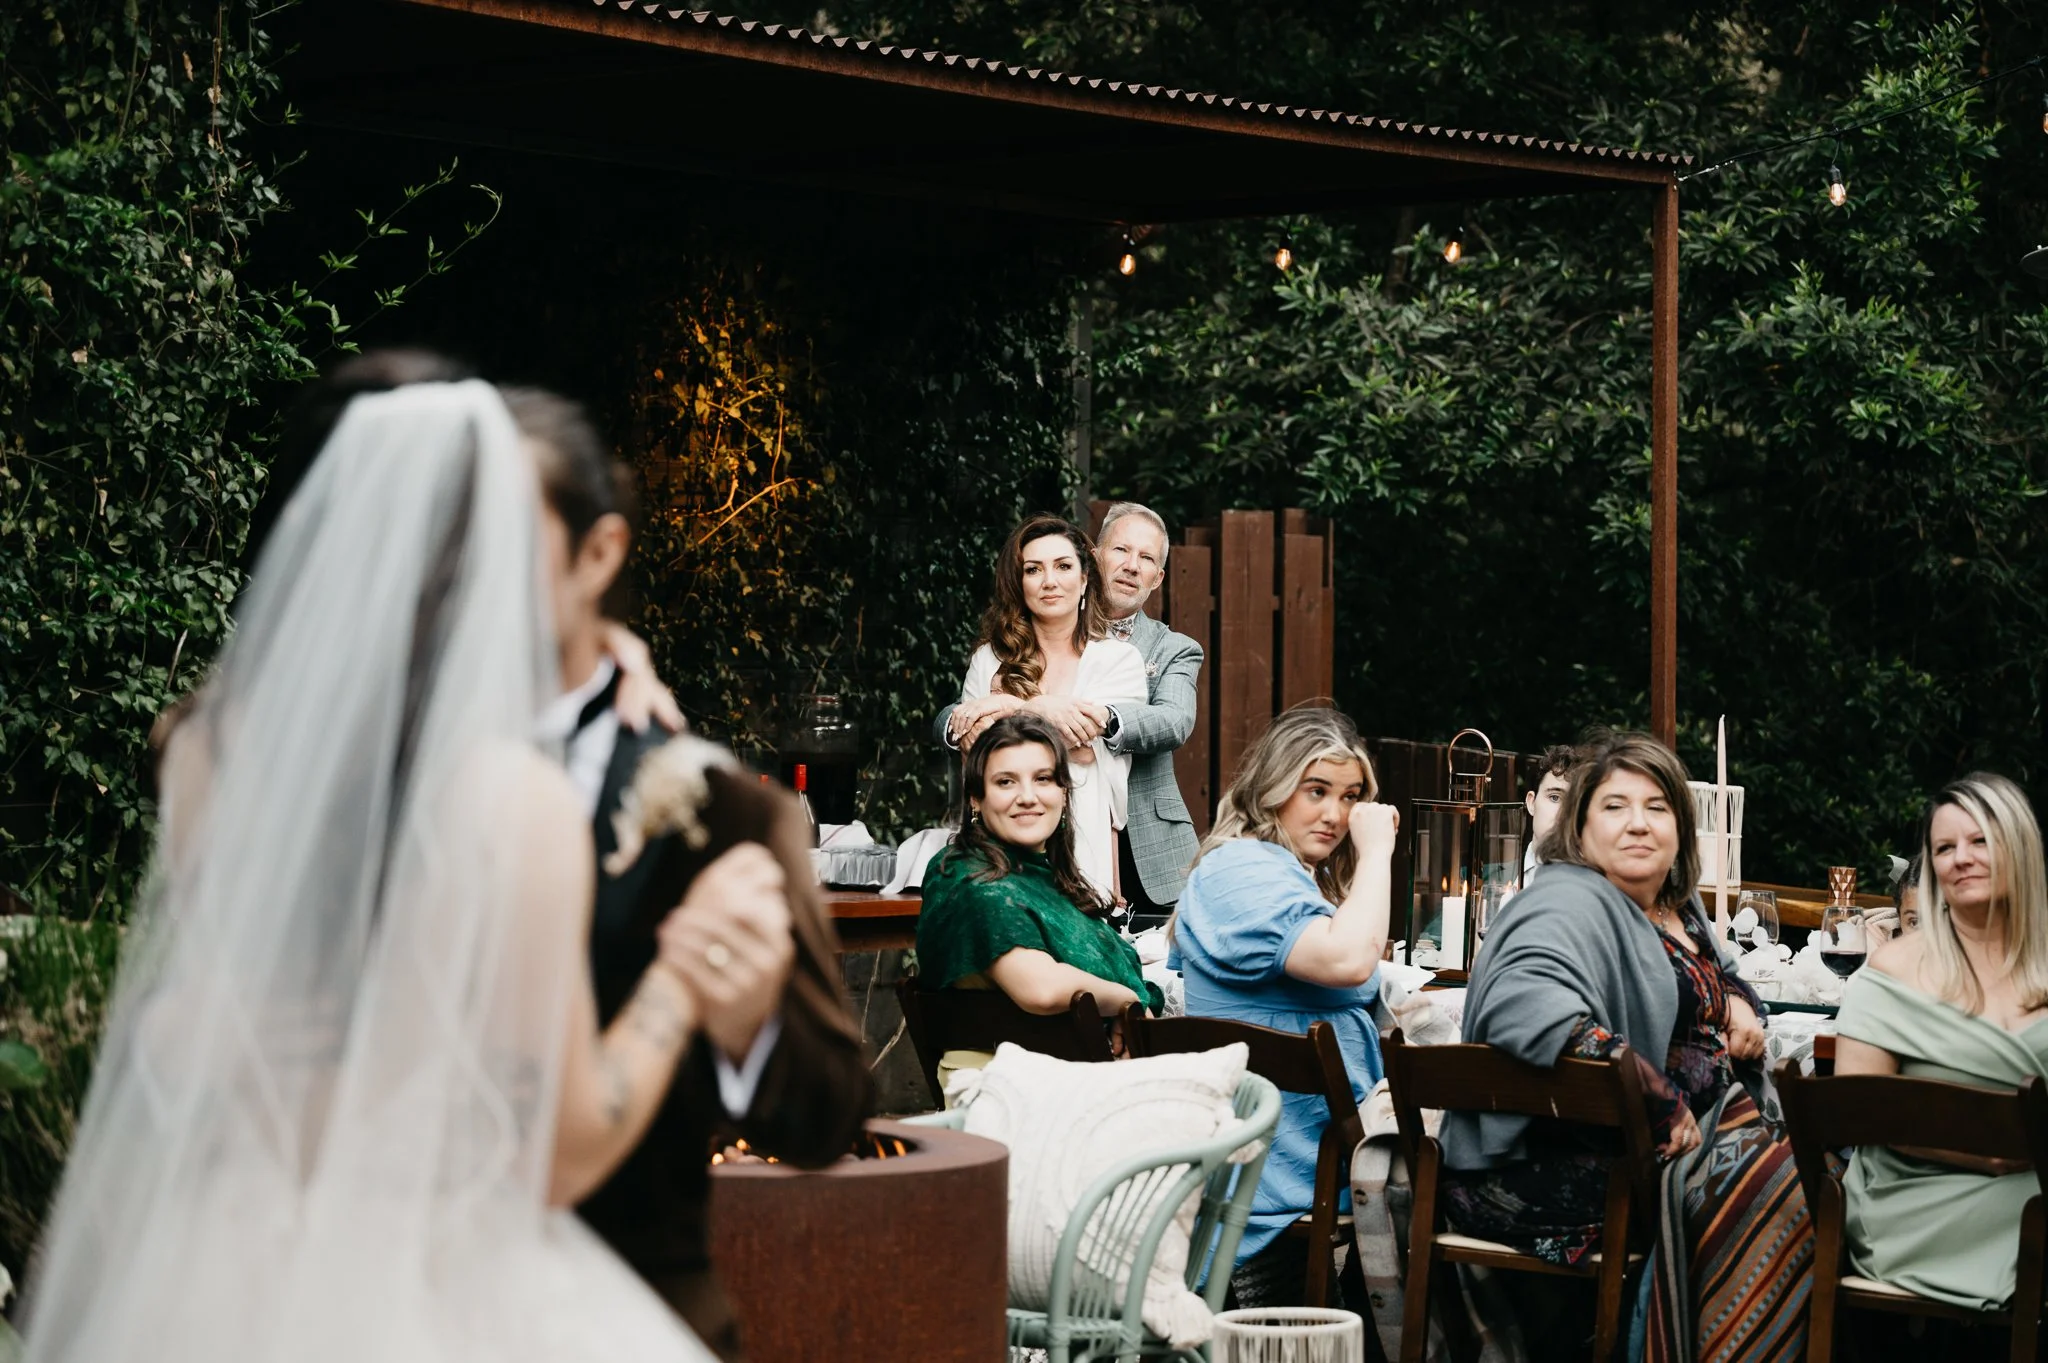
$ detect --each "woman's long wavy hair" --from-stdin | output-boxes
[1914,772,2048,1013]
[975,514,1106,699]
[1537,729,1699,913]
[941,713,1110,918]
[1193,704,1377,904]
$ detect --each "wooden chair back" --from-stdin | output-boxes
[895,975,1112,1106]
[1121,1009,1364,1307]
[1775,1062,2048,1362]
[1382,1030,1658,1363]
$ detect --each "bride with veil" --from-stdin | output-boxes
[18,382,744,1362]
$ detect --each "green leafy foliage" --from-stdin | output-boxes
[0,5,499,918]
[584,220,1078,837]
[0,918,120,1277]
[795,0,2048,885]
[0,2,314,916]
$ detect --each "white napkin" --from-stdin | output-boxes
[818,820,877,849]
[880,826,953,896]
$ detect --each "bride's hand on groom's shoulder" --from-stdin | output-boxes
[655,844,795,1061]
[601,620,685,734]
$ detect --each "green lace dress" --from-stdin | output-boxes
[916,846,1163,1010]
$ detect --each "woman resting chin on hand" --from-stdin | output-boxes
[1167,705,1394,1301]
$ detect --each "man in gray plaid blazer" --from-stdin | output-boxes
[935,502,1203,922]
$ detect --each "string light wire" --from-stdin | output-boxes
[1678,53,2043,185]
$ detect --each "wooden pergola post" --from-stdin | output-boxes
[1650,180,1680,748]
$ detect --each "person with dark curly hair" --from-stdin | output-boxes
[942,515,1146,904]
[915,714,1163,1088]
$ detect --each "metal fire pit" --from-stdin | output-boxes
[708,1118,1007,1360]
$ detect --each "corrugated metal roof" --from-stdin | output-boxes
[574,1,1691,172]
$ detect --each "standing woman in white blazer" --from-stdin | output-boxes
[948,515,1147,907]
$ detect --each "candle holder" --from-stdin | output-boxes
[1686,780,1745,892]
[1406,729,1525,973]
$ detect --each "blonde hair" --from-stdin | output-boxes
[1195,704,1376,903]
[1916,772,2048,1012]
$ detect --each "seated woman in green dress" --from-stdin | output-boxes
[916,714,1162,1085]
[1836,771,2048,1311]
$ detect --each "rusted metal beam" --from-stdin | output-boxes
[373,0,1682,196]
[1650,181,1680,749]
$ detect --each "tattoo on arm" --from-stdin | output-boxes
[597,1046,632,1129]
[622,982,689,1053]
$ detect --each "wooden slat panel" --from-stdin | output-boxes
[1168,542,1215,834]
[1317,519,1336,704]
[1216,509,1275,792]
[1279,531,1326,707]
[1085,498,1111,541]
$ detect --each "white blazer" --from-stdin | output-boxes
[958,639,1148,904]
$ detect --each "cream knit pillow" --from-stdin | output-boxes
[948,1041,1254,1348]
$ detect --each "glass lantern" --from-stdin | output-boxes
[1406,729,1524,974]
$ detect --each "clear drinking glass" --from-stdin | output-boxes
[1735,889,1780,947]
[1817,904,1869,980]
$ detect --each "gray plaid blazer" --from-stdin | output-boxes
[933,610,1203,905]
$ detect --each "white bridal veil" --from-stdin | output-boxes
[21,384,709,1363]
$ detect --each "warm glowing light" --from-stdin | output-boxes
[1826,164,1847,207]
[1442,235,1463,264]
[1274,243,1294,272]
[1117,233,1138,276]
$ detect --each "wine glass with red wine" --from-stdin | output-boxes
[1818,904,1869,979]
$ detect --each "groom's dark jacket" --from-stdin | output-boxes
[577,723,872,1361]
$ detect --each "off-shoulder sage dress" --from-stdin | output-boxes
[1837,967,2048,1311]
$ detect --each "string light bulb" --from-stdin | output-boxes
[1273,234,1294,272]
[1826,162,1847,207]
[1117,233,1138,276]
[2039,90,2047,134]
[1443,227,1464,264]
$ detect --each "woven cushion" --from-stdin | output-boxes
[950,1041,1251,1348]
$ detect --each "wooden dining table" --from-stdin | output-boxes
[824,889,920,951]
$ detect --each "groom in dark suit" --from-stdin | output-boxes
[513,389,871,1362]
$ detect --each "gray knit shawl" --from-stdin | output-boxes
[1439,863,1679,1170]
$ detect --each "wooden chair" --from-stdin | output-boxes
[1775,1063,2048,1362]
[1382,1030,1658,1363]
[1121,1007,1365,1309]
[895,975,1113,1106]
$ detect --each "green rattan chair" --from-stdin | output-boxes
[906,1070,1283,1362]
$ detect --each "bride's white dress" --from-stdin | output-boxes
[18,384,712,1363]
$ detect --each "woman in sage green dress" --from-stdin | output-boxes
[1836,771,2048,1310]
[916,714,1162,1087]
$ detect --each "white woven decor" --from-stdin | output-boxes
[1212,1308,1364,1363]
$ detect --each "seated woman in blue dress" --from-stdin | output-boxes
[1168,705,1397,1303]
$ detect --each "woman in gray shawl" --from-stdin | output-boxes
[1440,732,1809,1363]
